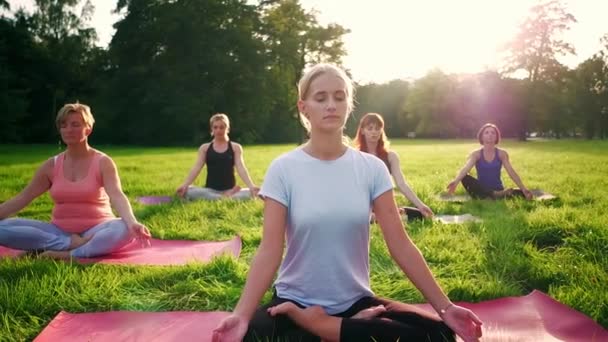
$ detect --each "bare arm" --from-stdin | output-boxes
[500,150,531,196]
[447,151,479,194]
[176,144,208,196]
[373,190,451,313]
[0,159,53,219]
[388,152,427,209]
[101,156,151,245]
[233,143,257,189]
[374,191,483,341]
[100,156,137,226]
[233,198,286,320]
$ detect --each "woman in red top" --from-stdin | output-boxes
[0,103,151,258]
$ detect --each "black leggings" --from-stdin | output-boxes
[461,175,525,199]
[245,294,455,342]
[402,207,424,221]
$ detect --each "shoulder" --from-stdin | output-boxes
[97,151,116,171]
[469,149,481,160]
[230,141,243,152]
[352,148,386,171]
[387,150,399,163]
[498,148,509,160]
[198,143,211,153]
[271,148,301,166]
[40,156,56,176]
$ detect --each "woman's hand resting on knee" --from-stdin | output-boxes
[128,222,151,248]
[440,304,483,342]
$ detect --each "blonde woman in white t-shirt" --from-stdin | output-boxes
[213,64,483,342]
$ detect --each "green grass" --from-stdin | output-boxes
[0,140,607,341]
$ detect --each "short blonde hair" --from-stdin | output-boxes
[297,63,354,132]
[56,103,95,130]
[209,113,230,132]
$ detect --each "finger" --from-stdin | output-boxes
[267,306,281,316]
[469,311,483,325]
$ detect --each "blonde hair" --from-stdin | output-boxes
[209,113,230,133]
[55,103,95,130]
[297,63,354,132]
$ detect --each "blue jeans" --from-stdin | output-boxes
[0,218,133,258]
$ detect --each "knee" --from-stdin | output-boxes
[0,218,16,228]
[107,219,131,240]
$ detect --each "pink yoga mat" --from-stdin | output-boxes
[413,290,607,341]
[34,291,607,341]
[0,236,241,266]
[136,196,173,205]
[34,311,231,342]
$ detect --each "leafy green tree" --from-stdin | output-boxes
[260,0,349,142]
[502,0,577,139]
[403,69,459,138]
[350,80,409,137]
[0,13,34,142]
[571,56,607,138]
[22,0,99,142]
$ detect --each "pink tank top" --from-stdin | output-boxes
[49,151,115,233]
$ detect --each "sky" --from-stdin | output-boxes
[7,0,608,84]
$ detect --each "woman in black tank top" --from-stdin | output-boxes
[176,113,259,201]
[354,113,434,221]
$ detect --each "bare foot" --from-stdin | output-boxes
[222,186,242,197]
[69,234,91,249]
[492,188,514,199]
[352,305,386,319]
[39,250,72,259]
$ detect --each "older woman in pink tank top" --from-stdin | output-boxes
[0,103,151,259]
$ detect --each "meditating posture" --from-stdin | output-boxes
[447,123,532,200]
[213,64,482,342]
[355,112,433,221]
[0,103,151,258]
[176,113,259,201]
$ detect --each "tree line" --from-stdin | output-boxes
[1,0,607,145]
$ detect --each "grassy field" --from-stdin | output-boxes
[0,140,607,341]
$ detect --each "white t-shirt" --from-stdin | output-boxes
[259,146,394,314]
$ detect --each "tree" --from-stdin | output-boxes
[0,13,35,142]
[22,0,99,142]
[260,0,349,141]
[402,69,459,138]
[502,0,577,139]
[350,80,409,137]
[106,0,274,145]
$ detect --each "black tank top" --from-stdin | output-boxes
[380,155,392,175]
[205,142,236,191]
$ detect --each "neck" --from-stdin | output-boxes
[214,135,229,143]
[306,130,346,160]
[365,140,378,155]
[65,142,91,158]
[482,144,495,152]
